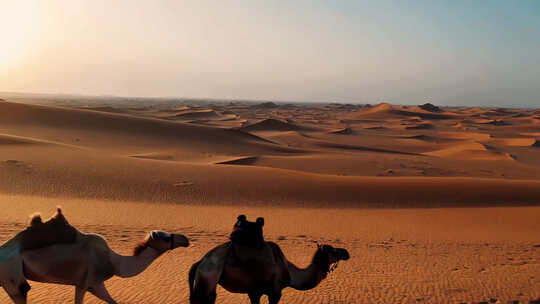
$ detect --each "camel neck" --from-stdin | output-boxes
[287,259,328,291]
[0,233,22,262]
[111,247,163,278]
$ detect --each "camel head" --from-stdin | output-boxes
[134,231,189,255]
[314,244,350,273]
[230,214,264,247]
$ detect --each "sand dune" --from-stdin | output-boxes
[425,141,514,160]
[488,137,537,147]
[398,134,456,143]
[0,134,47,146]
[0,100,538,206]
[438,131,492,141]
[1,141,540,206]
[346,103,453,120]
[0,99,540,303]
[169,109,222,120]
[80,106,128,114]
[468,118,495,124]
[0,101,293,158]
[521,132,540,137]
[362,125,387,130]
[241,118,317,132]
[417,102,443,112]
[328,127,356,135]
[249,131,314,148]
[460,107,486,114]
[405,123,434,130]
[482,119,511,126]
[1,195,539,303]
[315,141,420,156]
[251,101,279,109]
[452,121,466,129]
[216,156,260,165]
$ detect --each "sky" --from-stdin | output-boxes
[1,0,539,107]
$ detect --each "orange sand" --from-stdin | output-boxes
[0,99,539,303]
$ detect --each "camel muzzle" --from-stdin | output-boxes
[336,248,350,261]
[173,234,189,248]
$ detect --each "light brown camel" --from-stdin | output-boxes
[188,215,350,304]
[0,208,189,304]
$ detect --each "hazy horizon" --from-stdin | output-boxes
[1,0,539,107]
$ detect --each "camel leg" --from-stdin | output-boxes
[208,290,216,304]
[3,257,30,304]
[248,292,262,304]
[88,283,118,304]
[268,291,282,304]
[6,292,27,304]
[74,286,86,304]
[191,264,221,304]
[2,280,30,304]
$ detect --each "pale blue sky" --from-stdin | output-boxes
[1,0,539,107]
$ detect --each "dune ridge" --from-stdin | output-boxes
[0,99,540,303]
[0,100,539,208]
[241,118,318,132]
[346,103,454,120]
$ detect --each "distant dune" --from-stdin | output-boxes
[241,118,318,132]
[328,127,355,135]
[251,101,279,109]
[0,99,540,303]
[345,103,454,120]
[426,141,514,161]
[405,123,434,130]
[81,106,128,114]
[418,102,443,112]
[170,109,221,120]
[0,100,538,208]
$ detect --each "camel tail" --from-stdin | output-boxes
[188,261,201,295]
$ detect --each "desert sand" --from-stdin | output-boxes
[0,97,539,303]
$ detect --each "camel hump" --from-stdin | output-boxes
[29,213,43,227]
[230,215,265,247]
[20,207,78,252]
[51,206,69,224]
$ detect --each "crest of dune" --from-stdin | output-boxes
[425,141,514,160]
[241,118,318,132]
[345,103,452,120]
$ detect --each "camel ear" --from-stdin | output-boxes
[322,244,332,251]
[256,217,264,227]
[237,215,246,222]
[150,231,159,240]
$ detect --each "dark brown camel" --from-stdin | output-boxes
[188,215,350,304]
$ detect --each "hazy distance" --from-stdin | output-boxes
[1,0,539,107]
